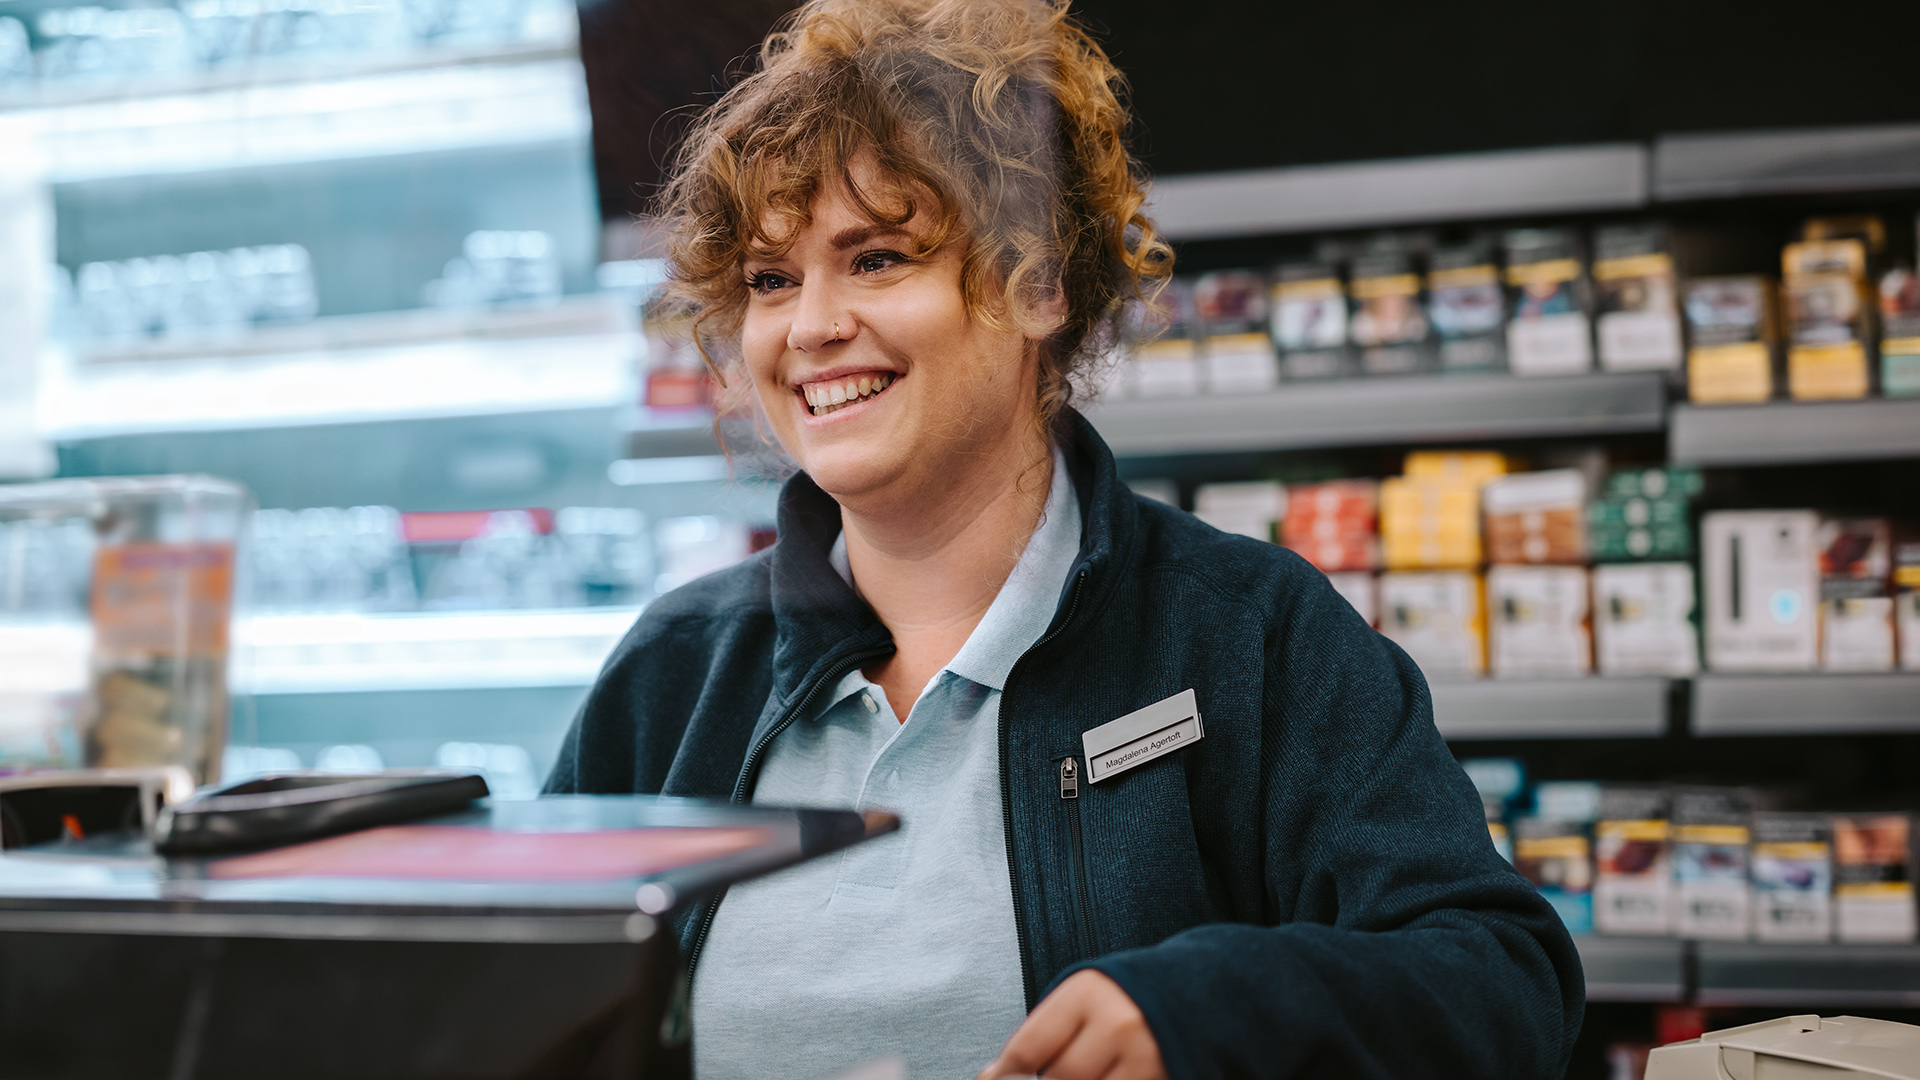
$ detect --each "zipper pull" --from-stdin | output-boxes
[1059,756,1080,800]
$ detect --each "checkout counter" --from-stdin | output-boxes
[0,788,895,1079]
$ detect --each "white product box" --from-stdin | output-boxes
[1201,334,1279,394]
[1594,788,1672,936]
[1507,313,1593,376]
[1487,565,1591,678]
[1902,591,1920,670]
[1598,309,1685,372]
[1593,563,1700,677]
[1130,341,1201,397]
[1702,511,1819,672]
[1752,815,1834,943]
[1194,481,1286,542]
[1833,814,1917,944]
[1821,597,1896,671]
[1674,828,1752,940]
[1326,571,1377,627]
[1379,571,1483,678]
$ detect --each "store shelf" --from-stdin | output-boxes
[1085,372,1667,457]
[1692,673,1920,737]
[1653,123,1920,201]
[1431,677,1669,740]
[1575,936,1688,1003]
[234,607,641,694]
[1670,398,1920,466]
[1695,942,1920,1008]
[1147,143,1648,241]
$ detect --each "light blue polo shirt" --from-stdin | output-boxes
[690,448,1082,1080]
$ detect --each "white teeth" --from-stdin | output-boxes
[803,372,895,416]
[857,376,872,396]
[829,384,847,404]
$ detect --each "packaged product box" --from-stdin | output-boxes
[1378,571,1484,678]
[1427,236,1507,374]
[1380,477,1481,569]
[1685,276,1779,404]
[1593,224,1685,373]
[1594,787,1673,936]
[1403,450,1512,485]
[1515,816,1595,935]
[1603,465,1704,502]
[1487,565,1592,679]
[1672,788,1754,940]
[1589,467,1700,563]
[1193,269,1279,394]
[1269,262,1350,380]
[1782,239,1873,401]
[1832,813,1917,943]
[1347,247,1430,377]
[1281,480,1378,573]
[1818,518,1894,672]
[1593,562,1700,677]
[1325,571,1377,627]
[1193,480,1286,543]
[1702,510,1819,672]
[1751,813,1834,943]
[1878,265,1920,397]
[1130,277,1202,397]
[1503,228,1593,377]
[1484,469,1588,565]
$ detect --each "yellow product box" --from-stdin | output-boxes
[1402,450,1511,485]
[1380,476,1481,522]
[1781,239,1873,401]
[1684,276,1779,405]
[1383,534,1482,571]
[1788,341,1870,401]
[1689,342,1774,404]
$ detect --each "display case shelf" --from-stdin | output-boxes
[1695,942,1920,1008]
[1692,673,1920,737]
[1575,936,1688,1003]
[1669,398,1920,466]
[1146,143,1648,241]
[1084,372,1668,458]
[1431,677,1670,741]
[1653,122,1920,202]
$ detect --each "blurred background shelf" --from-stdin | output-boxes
[1145,143,1649,241]
[1692,673,1920,737]
[1652,122,1920,202]
[1084,372,1668,457]
[1575,936,1688,1003]
[1694,943,1920,1008]
[1432,677,1670,740]
[1669,399,1920,466]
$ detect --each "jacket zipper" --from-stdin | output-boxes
[1059,756,1097,959]
[1000,564,1090,1008]
[683,643,892,977]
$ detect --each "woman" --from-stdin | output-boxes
[545,2,1584,1078]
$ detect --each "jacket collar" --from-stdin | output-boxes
[765,407,1134,703]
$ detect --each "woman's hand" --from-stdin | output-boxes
[975,969,1167,1080]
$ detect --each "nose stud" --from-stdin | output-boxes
[832,321,841,340]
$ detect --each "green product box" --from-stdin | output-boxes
[1588,495,1690,529]
[1590,523,1692,562]
[1884,350,1920,398]
[1604,466,1703,501]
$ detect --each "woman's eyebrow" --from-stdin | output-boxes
[829,223,911,250]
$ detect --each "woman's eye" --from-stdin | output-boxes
[853,250,907,275]
[745,271,793,293]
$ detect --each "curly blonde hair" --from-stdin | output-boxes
[655,0,1172,430]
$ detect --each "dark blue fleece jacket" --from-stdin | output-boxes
[545,410,1585,1079]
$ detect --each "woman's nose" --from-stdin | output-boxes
[787,284,852,353]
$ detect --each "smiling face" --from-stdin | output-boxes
[739,168,1044,510]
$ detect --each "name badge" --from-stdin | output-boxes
[1082,689,1204,784]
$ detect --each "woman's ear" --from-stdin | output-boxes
[1020,280,1069,340]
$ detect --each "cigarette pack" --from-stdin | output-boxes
[1593,562,1700,677]
[1503,228,1592,377]
[1427,237,1506,374]
[1269,262,1350,381]
[1281,480,1378,573]
[1672,789,1753,940]
[1593,224,1684,373]
[1878,265,1920,398]
[1130,278,1201,398]
[1515,814,1595,935]
[1194,270,1278,393]
[1325,571,1377,626]
[1702,511,1819,672]
[1590,468,1699,564]
[1832,813,1917,943]
[1379,571,1484,678]
[1483,469,1587,565]
[1782,240,1873,401]
[1751,813,1833,943]
[1193,481,1285,543]
[1594,787,1673,936]
[1603,466,1704,502]
[1403,450,1511,483]
[1487,565,1591,678]
[1348,247,1430,377]
[1380,478,1480,570]
[1685,276,1779,404]
[1818,518,1894,671]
